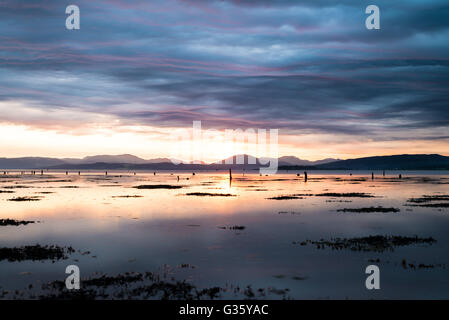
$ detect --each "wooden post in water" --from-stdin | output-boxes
[105,171,107,176]
[304,171,308,182]
[229,168,232,181]
[399,174,402,179]
[383,170,385,177]
[177,175,180,181]
[372,172,374,180]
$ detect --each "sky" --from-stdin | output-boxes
[0,0,448,162]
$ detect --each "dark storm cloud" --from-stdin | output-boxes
[0,0,448,140]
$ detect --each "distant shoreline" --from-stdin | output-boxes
[1,154,449,171]
[2,169,449,175]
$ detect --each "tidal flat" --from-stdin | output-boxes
[0,171,448,299]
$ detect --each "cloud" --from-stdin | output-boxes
[0,0,447,147]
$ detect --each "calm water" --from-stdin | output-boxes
[1,171,449,299]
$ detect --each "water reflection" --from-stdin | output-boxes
[0,171,449,299]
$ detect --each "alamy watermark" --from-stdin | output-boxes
[365,265,380,290]
[65,265,80,290]
[65,5,80,30]
[365,5,380,30]
[169,121,279,175]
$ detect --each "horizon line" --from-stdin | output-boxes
[0,152,447,165]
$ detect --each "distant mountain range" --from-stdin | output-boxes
[314,154,449,170]
[0,154,174,169]
[0,154,448,170]
[62,154,172,165]
[0,154,337,170]
[279,156,339,166]
[214,154,338,167]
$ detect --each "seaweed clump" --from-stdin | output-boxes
[185,192,236,197]
[35,271,288,300]
[134,185,183,189]
[0,219,36,226]
[8,196,42,202]
[401,259,446,270]
[407,195,449,204]
[2,269,291,300]
[111,195,143,198]
[229,225,246,230]
[218,225,246,230]
[406,195,449,208]
[336,207,400,213]
[405,195,449,208]
[406,202,449,208]
[267,195,303,200]
[315,192,375,198]
[0,245,75,262]
[293,235,436,252]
